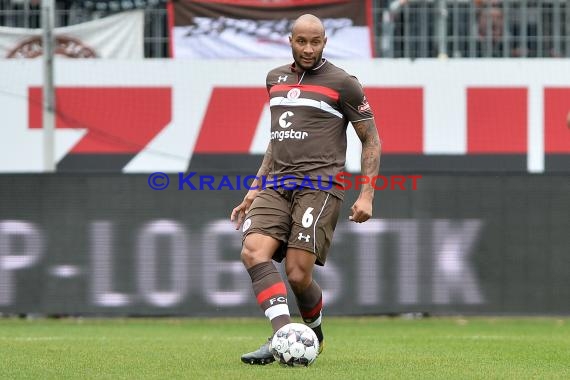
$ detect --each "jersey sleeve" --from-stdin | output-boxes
[266,72,273,94]
[339,76,374,122]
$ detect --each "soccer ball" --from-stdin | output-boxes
[270,323,319,367]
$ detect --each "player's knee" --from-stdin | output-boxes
[240,241,271,268]
[287,269,311,293]
[241,233,280,268]
[240,245,258,267]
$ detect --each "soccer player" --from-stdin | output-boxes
[231,13,381,365]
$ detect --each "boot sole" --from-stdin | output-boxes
[240,356,275,365]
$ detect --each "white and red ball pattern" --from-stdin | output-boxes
[270,323,319,367]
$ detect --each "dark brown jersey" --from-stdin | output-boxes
[265,59,374,199]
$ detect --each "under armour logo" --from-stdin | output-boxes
[278,75,288,83]
[297,233,311,242]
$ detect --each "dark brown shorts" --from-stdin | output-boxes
[242,187,342,266]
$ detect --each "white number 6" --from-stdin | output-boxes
[302,207,314,228]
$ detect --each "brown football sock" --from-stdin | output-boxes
[294,280,324,342]
[247,261,291,333]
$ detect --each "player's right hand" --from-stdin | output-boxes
[230,191,257,230]
[230,202,247,230]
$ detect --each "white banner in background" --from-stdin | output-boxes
[0,10,144,59]
[171,0,372,59]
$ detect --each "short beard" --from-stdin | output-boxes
[294,53,322,71]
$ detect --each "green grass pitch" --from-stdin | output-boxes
[1,316,568,379]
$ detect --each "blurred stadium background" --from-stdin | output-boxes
[0,0,569,319]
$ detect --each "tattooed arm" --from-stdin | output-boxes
[350,118,381,223]
[231,142,273,229]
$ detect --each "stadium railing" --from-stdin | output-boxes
[0,0,568,58]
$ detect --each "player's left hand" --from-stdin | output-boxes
[349,196,373,223]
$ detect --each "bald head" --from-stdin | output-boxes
[291,14,325,38]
